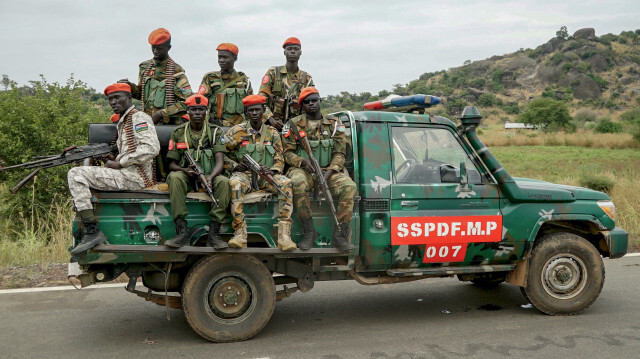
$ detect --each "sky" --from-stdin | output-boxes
[1,0,639,97]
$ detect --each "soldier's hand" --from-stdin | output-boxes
[206,174,215,188]
[234,163,248,172]
[268,117,283,132]
[151,111,164,124]
[183,165,196,177]
[105,160,122,170]
[300,159,315,173]
[322,169,335,183]
[260,165,274,177]
[101,153,115,161]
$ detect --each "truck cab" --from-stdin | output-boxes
[69,95,628,342]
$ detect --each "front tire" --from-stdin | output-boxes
[524,233,604,315]
[182,254,276,342]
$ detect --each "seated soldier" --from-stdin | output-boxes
[282,87,356,251]
[164,94,231,249]
[68,83,160,255]
[223,95,297,251]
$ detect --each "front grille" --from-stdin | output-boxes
[362,200,389,211]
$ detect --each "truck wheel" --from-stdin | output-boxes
[524,233,604,316]
[182,254,276,342]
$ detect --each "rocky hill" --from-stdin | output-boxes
[324,28,640,123]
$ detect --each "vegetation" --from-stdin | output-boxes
[518,98,573,131]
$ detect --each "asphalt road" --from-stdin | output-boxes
[1,256,640,359]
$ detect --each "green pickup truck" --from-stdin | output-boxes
[69,95,628,342]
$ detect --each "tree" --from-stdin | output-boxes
[556,26,569,40]
[518,97,573,131]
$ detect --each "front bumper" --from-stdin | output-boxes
[604,226,628,259]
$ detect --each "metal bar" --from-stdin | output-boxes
[92,244,349,257]
[386,264,516,277]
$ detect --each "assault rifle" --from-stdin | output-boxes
[242,154,291,199]
[286,119,341,229]
[0,143,113,193]
[183,151,219,207]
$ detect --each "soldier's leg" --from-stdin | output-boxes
[262,174,296,251]
[327,172,356,251]
[207,175,231,249]
[165,170,192,247]
[288,168,316,249]
[228,172,251,248]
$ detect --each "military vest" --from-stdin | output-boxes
[288,116,338,168]
[177,125,220,176]
[271,66,310,98]
[235,125,276,168]
[207,72,250,118]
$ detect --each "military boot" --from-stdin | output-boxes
[277,220,297,251]
[332,222,355,252]
[298,218,316,250]
[165,219,190,248]
[70,211,107,255]
[228,222,248,248]
[207,221,228,250]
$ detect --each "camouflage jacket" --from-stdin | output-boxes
[130,58,192,124]
[198,70,253,125]
[282,114,347,173]
[115,106,161,182]
[222,122,285,174]
[258,65,314,117]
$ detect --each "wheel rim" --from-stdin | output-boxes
[204,271,256,324]
[540,254,587,299]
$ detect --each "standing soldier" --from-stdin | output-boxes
[164,94,231,249]
[198,43,253,127]
[282,87,356,251]
[119,28,192,125]
[223,95,296,251]
[258,37,314,131]
[68,83,160,255]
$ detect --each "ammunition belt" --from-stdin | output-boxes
[119,109,155,187]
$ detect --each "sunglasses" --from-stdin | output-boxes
[302,98,320,105]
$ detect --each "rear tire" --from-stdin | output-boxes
[524,233,604,315]
[182,254,276,342]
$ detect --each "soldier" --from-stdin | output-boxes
[119,28,192,125]
[282,87,356,251]
[68,83,160,255]
[198,43,254,127]
[258,37,314,131]
[223,95,296,251]
[164,94,231,249]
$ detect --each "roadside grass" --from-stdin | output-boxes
[480,128,639,149]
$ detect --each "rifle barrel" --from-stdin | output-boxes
[10,168,41,194]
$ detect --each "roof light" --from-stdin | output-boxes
[364,94,441,110]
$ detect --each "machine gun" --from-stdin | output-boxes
[286,119,342,230]
[0,143,113,193]
[242,154,291,199]
[183,151,219,207]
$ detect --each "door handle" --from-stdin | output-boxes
[401,200,419,207]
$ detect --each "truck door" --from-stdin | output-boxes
[388,124,503,268]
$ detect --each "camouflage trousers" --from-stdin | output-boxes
[68,166,145,212]
[287,168,356,223]
[229,172,293,230]
[166,171,231,223]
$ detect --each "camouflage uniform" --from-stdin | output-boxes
[258,66,314,120]
[283,114,356,222]
[165,122,231,223]
[130,58,192,125]
[223,122,293,230]
[68,107,160,211]
[198,71,253,126]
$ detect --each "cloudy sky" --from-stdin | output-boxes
[1,1,639,96]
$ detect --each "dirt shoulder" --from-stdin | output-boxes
[0,263,127,289]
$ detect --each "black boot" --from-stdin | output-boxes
[298,218,316,250]
[70,221,107,255]
[332,222,355,251]
[207,221,228,250]
[165,219,189,248]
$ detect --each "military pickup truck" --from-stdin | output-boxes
[68,95,628,342]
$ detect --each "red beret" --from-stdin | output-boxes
[148,28,171,45]
[104,83,131,96]
[242,95,266,107]
[298,87,319,104]
[283,37,301,48]
[216,43,239,55]
[185,94,209,107]
[110,114,120,123]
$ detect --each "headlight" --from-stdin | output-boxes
[597,200,616,220]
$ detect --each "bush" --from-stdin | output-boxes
[476,93,501,107]
[621,107,640,123]
[518,97,573,132]
[579,174,615,193]
[594,119,623,133]
[587,73,608,88]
